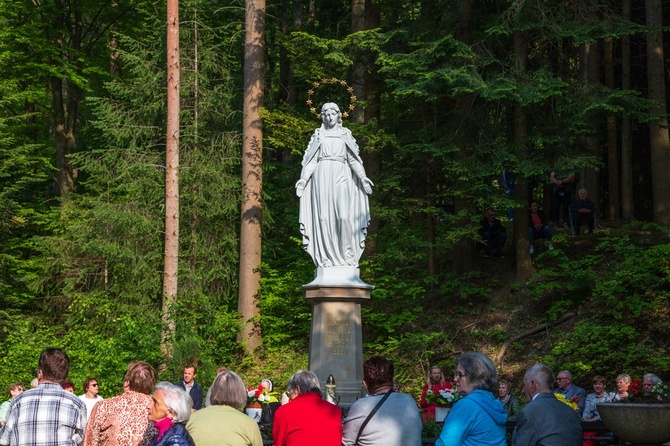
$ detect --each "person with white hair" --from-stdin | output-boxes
[643,373,663,394]
[272,370,342,446]
[147,382,194,446]
[512,364,582,446]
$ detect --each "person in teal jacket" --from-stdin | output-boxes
[436,352,507,446]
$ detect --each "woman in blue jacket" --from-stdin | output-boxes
[436,352,507,446]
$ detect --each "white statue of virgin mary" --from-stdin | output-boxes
[296,103,373,285]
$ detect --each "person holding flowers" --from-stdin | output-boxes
[420,365,453,422]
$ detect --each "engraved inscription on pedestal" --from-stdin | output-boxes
[324,316,353,357]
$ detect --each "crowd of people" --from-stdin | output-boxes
[0,347,665,446]
[480,168,598,258]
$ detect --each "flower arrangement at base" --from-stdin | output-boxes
[625,379,670,404]
[555,393,580,410]
[246,384,280,407]
[425,388,461,407]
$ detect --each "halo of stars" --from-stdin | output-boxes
[306,78,357,119]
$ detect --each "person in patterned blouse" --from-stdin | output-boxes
[84,361,157,446]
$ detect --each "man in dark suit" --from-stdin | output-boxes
[175,364,203,410]
[554,370,587,414]
[512,364,582,446]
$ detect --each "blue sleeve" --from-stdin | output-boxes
[435,401,472,446]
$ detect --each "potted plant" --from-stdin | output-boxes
[597,379,670,445]
[245,384,279,422]
[425,388,461,422]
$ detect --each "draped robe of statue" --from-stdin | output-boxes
[298,124,371,269]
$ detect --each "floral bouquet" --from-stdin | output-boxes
[627,379,670,403]
[555,393,580,410]
[247,384,280,406]
[425,388,461,407]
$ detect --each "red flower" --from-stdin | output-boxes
[571,396,580,404]
[629,379,643,396]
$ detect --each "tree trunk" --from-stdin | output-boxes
[621,0,634,220]
[646,0,670,224]
[238,0,265,353]
[581,42,601,209]
[604,37,619,220]
[162,0,180,363]
[513,30,534,281]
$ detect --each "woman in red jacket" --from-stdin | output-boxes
[420,366,452,422]
[272,371,341,446]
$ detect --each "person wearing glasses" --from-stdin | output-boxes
[79,378,104,418]
[554,370,586,414]
[0,383,24,426]
[435,352,507,446]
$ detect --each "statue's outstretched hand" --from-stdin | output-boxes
[295,179,307,197]
[362,177,374,195]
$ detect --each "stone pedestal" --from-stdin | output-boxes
[303,282,372,406]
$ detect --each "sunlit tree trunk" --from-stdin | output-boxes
[238,0,265,353]
[646,0,670,224]
[162,0,180,362]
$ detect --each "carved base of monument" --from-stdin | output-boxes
[303,280,373,406]
[304,266,373,288]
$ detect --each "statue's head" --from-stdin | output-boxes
[321,103,342,126]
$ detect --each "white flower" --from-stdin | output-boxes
[257,394,266,402]
[247,390,256,398]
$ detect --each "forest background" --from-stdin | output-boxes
[1,0,670,410]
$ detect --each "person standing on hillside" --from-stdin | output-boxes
[550,164,577,229]
[478,209,507,258]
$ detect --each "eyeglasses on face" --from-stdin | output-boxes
[90,383,99,387]
[455,371,466,379]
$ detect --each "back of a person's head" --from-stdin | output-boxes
[124,361,156,394]
[210,371,246,409]
[363,356,394,392]
[526,364,554,389]
[38,348,70,383]
[287,370,321,395]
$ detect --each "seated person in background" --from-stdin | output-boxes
[611,373,631,401]
[643,373,663,395]
[479,209,507,258]
[528,201,554,254]
[569,189,597,235]
[419,366,452,423]
[582,375,612,422]
[497,380,520,422]
[582,375,613,446]
[343,356,422,446]
[554,370,586,415]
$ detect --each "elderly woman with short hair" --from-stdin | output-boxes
[612,373,631,401]
[435,352,507,446]
[272,370,342,446]
[186,371,262,446]
[148,382,194,446]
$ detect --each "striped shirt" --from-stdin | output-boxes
[0,382,86,446]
